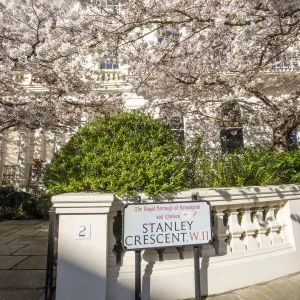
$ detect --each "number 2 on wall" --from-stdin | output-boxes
[75,223,91,239]
[79,225,86,237]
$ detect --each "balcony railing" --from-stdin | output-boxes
[27,161,46,186]
[2,165,17,186]
[265,54,300,72]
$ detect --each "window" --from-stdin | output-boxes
[156,28,180,44]
[158,104,185,144]
[106,0,120,13]
[220,102,243,153]
[220,128,244,153]
[99,60,119,70]
[98,51,119,70]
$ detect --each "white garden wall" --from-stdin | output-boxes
[52,185,300,300]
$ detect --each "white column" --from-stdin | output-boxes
[15,131,29,188]
[52,193,116,300]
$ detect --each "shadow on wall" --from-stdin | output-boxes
[56,255,134,300]
[108,214,227,300]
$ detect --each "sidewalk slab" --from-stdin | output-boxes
[10,236,47,245]
[10,229,43,236]
[0,289,43,300]
[12,245,48,256]
[0,245,26,255]
[233,288,274,300]
[36,230,49,237]
[0,270,45,288]
[12,256,47,270]
[0,225,18,231]
[1,220,43,225]
[259,279,300,300]
[0,256,28,269]
[0,236,20,244]
[0,228,19,236]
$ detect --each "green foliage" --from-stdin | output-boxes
[186,136,300,188]
[45,111,186,197]
[0,186,52,221]
[19,193,52,219]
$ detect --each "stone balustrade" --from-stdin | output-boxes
[52,185,300,300]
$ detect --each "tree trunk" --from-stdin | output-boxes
[273,126,293,152]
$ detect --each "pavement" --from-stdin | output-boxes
[1,219,300,300]
[0,219,51,300]
[190,272,300,300]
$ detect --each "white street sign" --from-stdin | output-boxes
[123,201,212,250]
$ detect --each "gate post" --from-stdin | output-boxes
[52,193,115,300]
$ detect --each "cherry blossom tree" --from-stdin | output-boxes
[0,0,122,137]
[81,0,300,151]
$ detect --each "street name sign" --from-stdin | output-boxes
[123,201,212,250]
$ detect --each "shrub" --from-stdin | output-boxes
[45,111,186,197]
[186,137,300,188]
[19,193,52,219]
[0,187,52,220]
[0,187,32,220]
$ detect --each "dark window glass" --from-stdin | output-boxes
[220,127,243,153]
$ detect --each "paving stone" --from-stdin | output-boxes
[0,245,26,255]
[233,288,272,300]
[0,228,19,236]
[0,225,18,231]
[1,220,43,225]
[12,256,47,270]
[252,279,300,300]
[0,256,28,270]
[12,245,48,256]
[12,224,45,230]
[0,236,20,244]
[36,230,49,237]
[10,229,43,236]
[289,272,300,284]
[0,289,43,300]
[0,270,45,288]
[9,236,48,245]
[206,295,242,300]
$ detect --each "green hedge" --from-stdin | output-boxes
[45,111,186,197]
[186,136,300,188]
[0,187,52,221]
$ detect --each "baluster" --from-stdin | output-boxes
[176,247,184,260]
[275,202,289,243]
[226,208,246,253]
[108,212,117,267]
[155,248,165,262]
[163,247,180,260]
[240,206,259,250]
[143,248,159,264]
[254,206,272,248]
[180,246,194,259]
[111,210,124,266]
[212,206,228,255]
[265,205,283,245]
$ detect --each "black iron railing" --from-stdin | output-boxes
[45,207,57,300]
